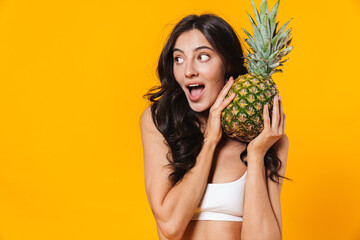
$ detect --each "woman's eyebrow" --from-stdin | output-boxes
[173,46,214,53]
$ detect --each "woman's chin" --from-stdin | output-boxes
[188,102,210,113]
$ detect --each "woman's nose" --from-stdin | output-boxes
[185,60,199,78]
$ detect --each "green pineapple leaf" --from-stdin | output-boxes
[285,38,293,48]
[269,62,282,69]
[262,38,271,58]
[268,49,280,63]
[242,28,256,44]
[245,38,259,53]
[278,18,293,34]
[259,13,270,40]
[269,0,280,37]
[280,58,289,64]
[269,69,283,75]
[250,0,262,26]
[274,45,293,61]
[280,46,293,56]
[271,20,292,52]
[246,11,264,47]
[277,33,292,51]
[260,0,269,18]
[271,33,281,52]
[275,27,292,51]
[272,21,279,37]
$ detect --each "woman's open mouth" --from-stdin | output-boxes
[187,84,205,101]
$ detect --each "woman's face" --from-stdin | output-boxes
[172,29,227,113]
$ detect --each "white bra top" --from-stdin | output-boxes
[191,171,247,222]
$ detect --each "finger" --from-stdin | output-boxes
[221,76,234,96]
[283,114,286,133]
[224,76,233,84]
[263,103,270,130]
[279,96,284,133]
[213,76,234,106]
[219,92,236,111]
[271,95,280,132]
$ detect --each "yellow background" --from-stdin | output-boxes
[0,0,359,239]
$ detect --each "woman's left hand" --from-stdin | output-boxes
[247,94,285,158]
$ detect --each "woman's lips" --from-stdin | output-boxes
[187,85,205,102]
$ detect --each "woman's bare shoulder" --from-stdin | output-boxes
[140,106,153,128]
[140,105,170,164]
[140,106,160,136]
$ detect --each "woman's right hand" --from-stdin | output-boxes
[204,76,236,144]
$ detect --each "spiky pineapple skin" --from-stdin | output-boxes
[221,73,279,142]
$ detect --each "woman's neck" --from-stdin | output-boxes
[196,110,209,134]
[219,135,247,150]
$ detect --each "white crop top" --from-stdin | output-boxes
[191,171,247,222]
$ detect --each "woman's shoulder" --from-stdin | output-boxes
[140,105,160,137]
[140,105,171,154]
[141,106,152,123]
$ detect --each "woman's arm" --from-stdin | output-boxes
[141,106,216,240]
[241,153,283,240]
[141,78,236,240]
[241,95,287,240]
[267,134,289,235]
[241,135,288,240]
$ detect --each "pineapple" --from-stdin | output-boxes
[221,0,293,142]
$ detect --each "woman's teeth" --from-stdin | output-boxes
[188,84,205,97]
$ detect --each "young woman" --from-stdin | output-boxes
[141,14,289,240]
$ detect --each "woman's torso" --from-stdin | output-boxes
[182,138,248,240]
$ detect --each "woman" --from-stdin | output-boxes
[141,13,289,240]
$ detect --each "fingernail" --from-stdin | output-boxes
[279,95,281,101]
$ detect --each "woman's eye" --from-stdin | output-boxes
[199,54,210,61]
[174,57,184,64]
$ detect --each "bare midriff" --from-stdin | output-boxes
[182,220,242,240]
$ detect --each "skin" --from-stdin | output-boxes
[141,29,289,240]
[172,29,227,114]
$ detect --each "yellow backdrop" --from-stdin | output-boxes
[0,0,359,239]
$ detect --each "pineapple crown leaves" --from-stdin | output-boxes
[243,0,294,78]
